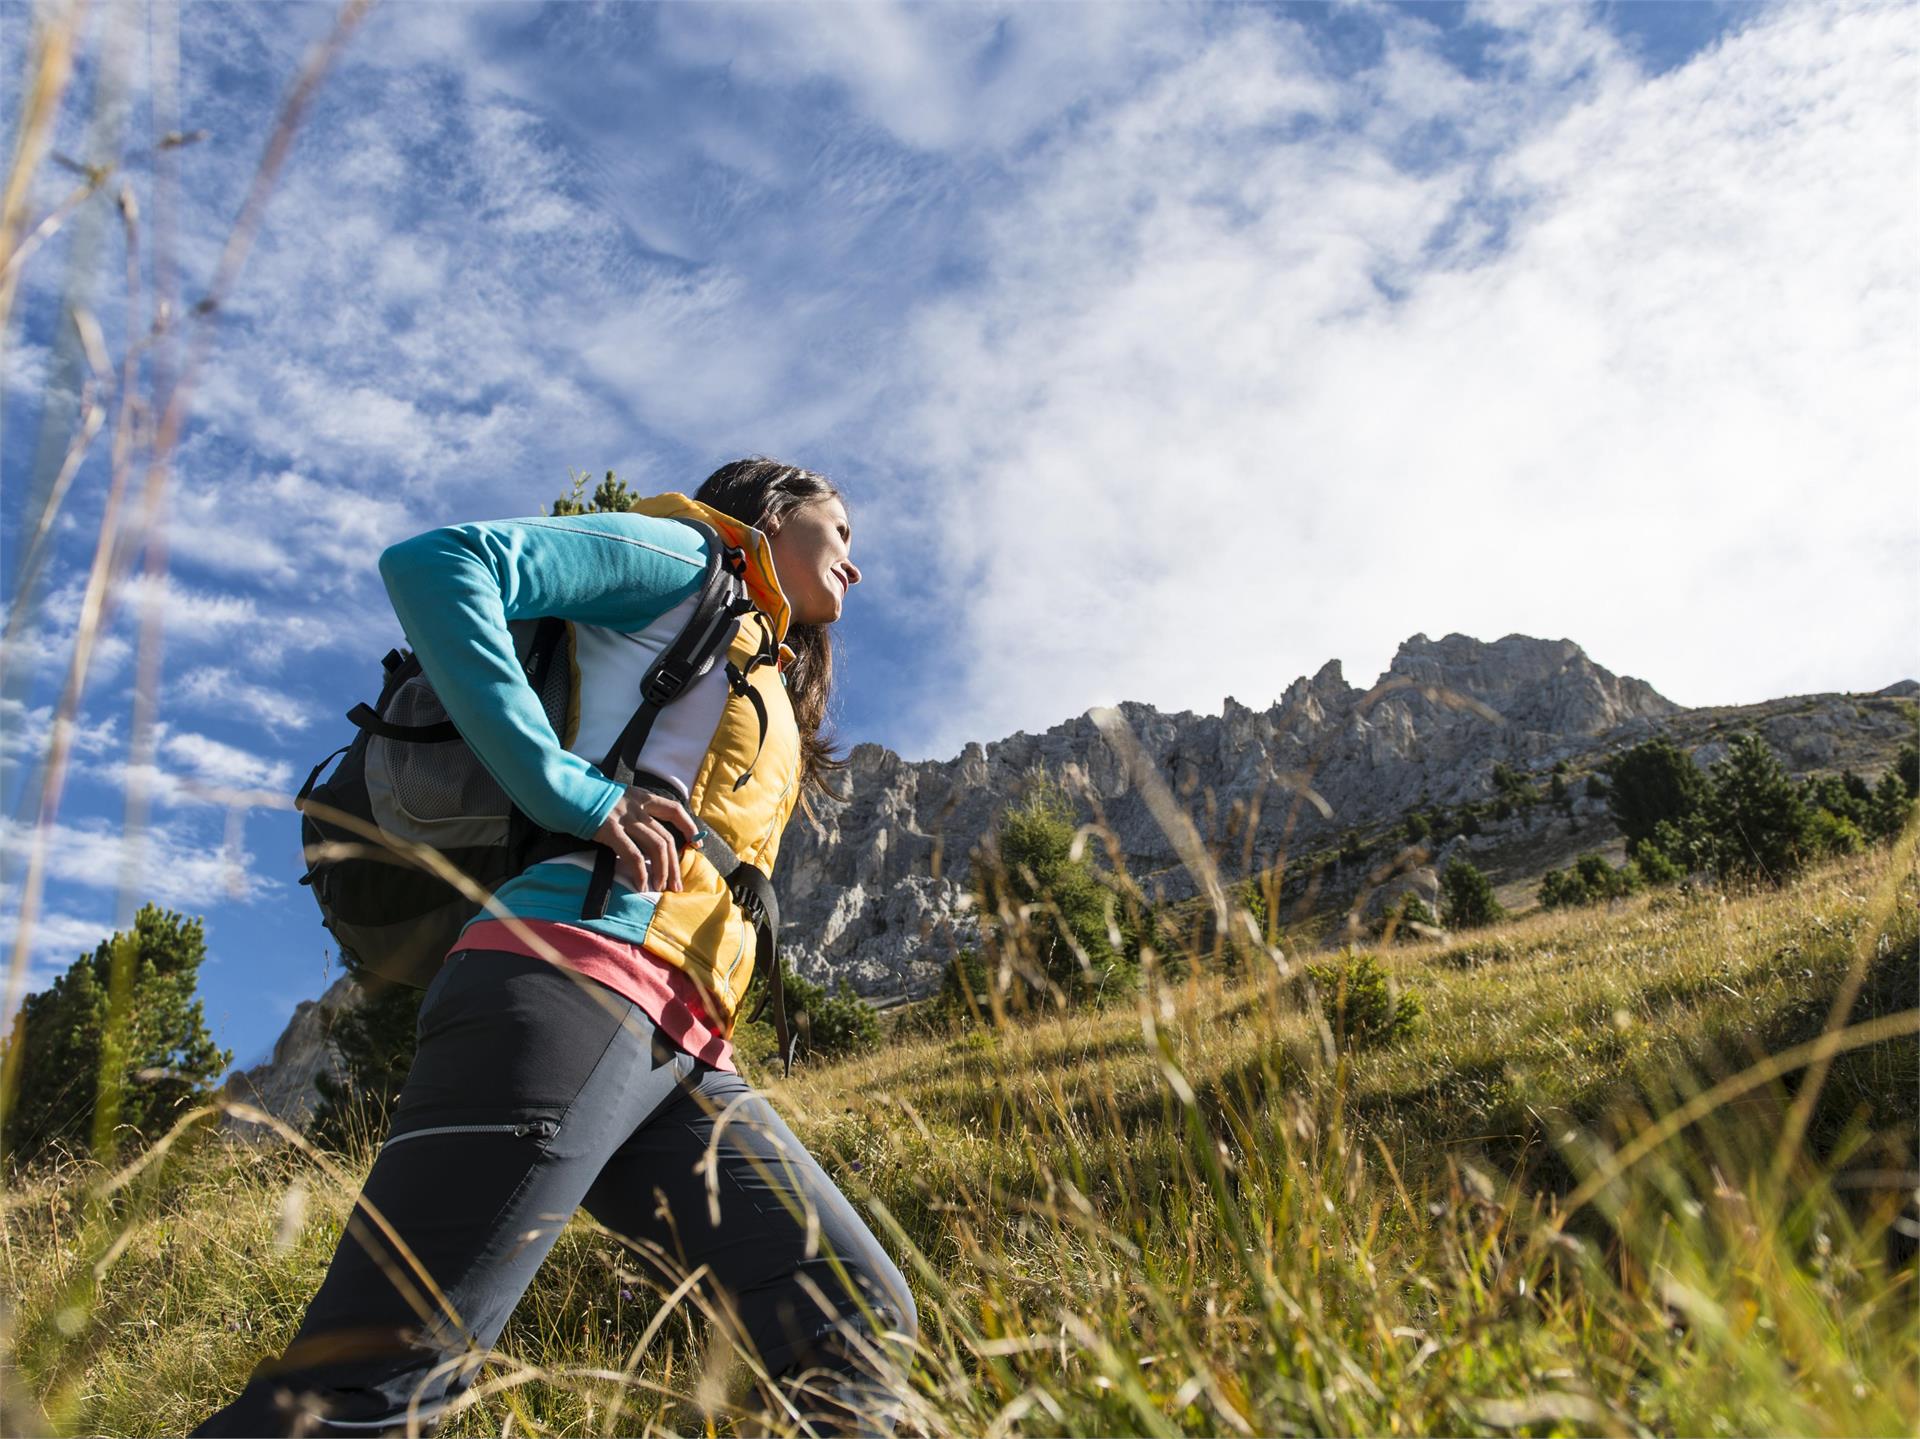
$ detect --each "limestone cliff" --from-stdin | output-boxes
[233,634,1915,1124]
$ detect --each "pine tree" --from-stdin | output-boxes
[2,905,230,1164]
[1440,859,1505,930]
[979,779,1128,1001]
[748,962,880,1063]
[1703,732,1809,883]
[1606,737,1706,855]
[550,469,641,516]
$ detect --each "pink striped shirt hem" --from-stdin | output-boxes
[459,919,735,1070]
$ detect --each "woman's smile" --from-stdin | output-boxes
[768,495,860,625]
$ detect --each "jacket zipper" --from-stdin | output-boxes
[381,1119,557,1151]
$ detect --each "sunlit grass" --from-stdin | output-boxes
[1,8,1913,1432]
[4,839,1913,1436]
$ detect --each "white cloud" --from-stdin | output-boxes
[655,2,1176,153]
[165,466,421,594]
[2,336,52,395]
[0,697,120,762]
[161,730,292,792]
[70,719,298,810]
[172,666,316,733]
[881,0,1920,754]
[19,909,115,962]
[0,909,119,1013]
[120,571,258,639]
[113,570,348,670]
[0,812,273,906]
[0,584,135,689]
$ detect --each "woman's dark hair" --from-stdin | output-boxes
[695,458,846,798]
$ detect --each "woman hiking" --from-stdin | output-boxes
[196,459,916,1437]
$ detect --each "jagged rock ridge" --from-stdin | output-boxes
[775,632,1684,994]
[219,976,353,1139]
[234,634,1914,1129]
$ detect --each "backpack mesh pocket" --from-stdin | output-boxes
[365,676,513,847]
[529,625,576,747]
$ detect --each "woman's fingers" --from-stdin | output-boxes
[592,789,699,893]
[629,814,682,893]
[601,817,652,892]
[636,792,700,848]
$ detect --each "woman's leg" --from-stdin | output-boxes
[194,952,698,1437]
[582,1067,917,1437]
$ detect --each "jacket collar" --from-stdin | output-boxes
[627,492,792,644]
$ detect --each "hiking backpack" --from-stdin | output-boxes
[295,520,797,1066]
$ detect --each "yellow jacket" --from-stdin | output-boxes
[380,492,803,1029]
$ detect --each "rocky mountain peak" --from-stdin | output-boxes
[1383,632,1676,736]
[230,634,1913,1135]
[765,633,1694,1002]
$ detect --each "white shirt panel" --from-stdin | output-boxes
[567,596,735,803]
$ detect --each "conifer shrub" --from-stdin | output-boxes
[1236,878,1270,945]
[1539,852,1642,910]
[1371,892,1437,942]
[1491,761,1540,809]
[927,948,990,1028]
[1397,892,1437,931]
[1302,951,1419,1049]
[1804,808,1865,858]
[1635,843,1684,886]
[1440,858,1505,929]
[1868,770,1915,841]
[757,962,879,1063]
[309,972,421,1153]
[976,778,1132,1004]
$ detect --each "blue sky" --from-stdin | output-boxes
[3,0,1915,1072]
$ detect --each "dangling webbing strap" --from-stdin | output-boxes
[699,827,793,1076]
[723,617,780,792]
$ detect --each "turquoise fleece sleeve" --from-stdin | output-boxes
[378,513,711,839]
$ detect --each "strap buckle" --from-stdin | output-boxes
[642,667,690,708]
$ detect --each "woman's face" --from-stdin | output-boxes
[767,495,860,626]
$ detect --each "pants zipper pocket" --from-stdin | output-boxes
[381,1119,559,1152]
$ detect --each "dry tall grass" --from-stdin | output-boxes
[3,6,1915,1435]
[3,839,1914,1436]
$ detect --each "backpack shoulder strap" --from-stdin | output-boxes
[581,523,754,920]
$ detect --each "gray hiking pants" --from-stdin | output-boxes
[194,949,916,1436]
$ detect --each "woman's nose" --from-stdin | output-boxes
[844,559,862,587]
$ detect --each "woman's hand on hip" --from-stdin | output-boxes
[593,789,700,894]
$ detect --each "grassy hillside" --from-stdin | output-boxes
[4,840,1915,1437]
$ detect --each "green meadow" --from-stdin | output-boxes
[5,835,1914,1437]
